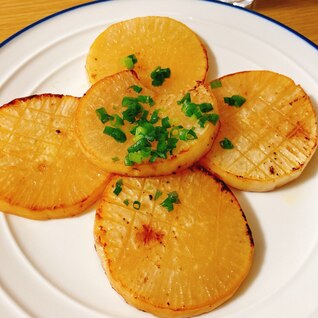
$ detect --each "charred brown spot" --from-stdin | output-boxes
[286,121,309,139]
[55,129,61,134]
[95,208,103,220]
[136,224,164,245]
[240,209,254,247]
[289,96,302,105]
[269,166,275,174]
[37,162,47,172]
[197,165,229,192]
[246,223,254,247]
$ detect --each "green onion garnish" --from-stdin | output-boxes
[198,113,219,127]
[110,114,124,127]
[177,92,219,128]
[128,138,152,153]
[126,152,143,164]
[121,96,145,123]
[177,92,191,105]
[179,128,197,141]
[103,126,127,143]
[224,95,246,107]
[123,54,137,70]
[124,156,134,166]
[161,117,171,129]
[122,96,139,107]
[112,156,120,162]
[154,190,162,200]
[130,85,142,93]
[149,110,160,124]
[199,103,213,113]
[219,137,234,149]
[167,137,178,155]
[181,100,196,117]
[137,95,155,106]
[123,199,129,206]
[210,79,222,88]
[96,107,113,124]
[113,179,123,196]
[160,191,180,212]
[122,105,143,123]
[150,66,171,86]
[133,200,141,210]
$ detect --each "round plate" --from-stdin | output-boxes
[0,1,317,317]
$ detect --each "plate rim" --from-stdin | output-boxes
[0,1,318,318]
[0,0,317,50]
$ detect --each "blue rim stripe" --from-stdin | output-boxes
[0,0,317,51]
[204,0,318,50]
[0,0,111,48]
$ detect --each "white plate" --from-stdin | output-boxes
[0,0,317,317]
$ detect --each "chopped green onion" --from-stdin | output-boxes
[133,200,141,210]
[167,137,178,155]
[154,190,163,200]
[199,103,213,113]
[149,110,160,124]
[161,117,171,129]
[112,156,120,162]
[177,92,191,105]
[123,199,129,206]
[160,191,180,212]
[96,107,113,124]
[140,109,149,121]
[149,151,159,163]
[219,137,234,149]
[103,126,127,143]
[126,152,143,164]
[122,96,139,107]
[128,138,151,153]
[124,156,134,166]
[123,54,137,70]
[129,85,142,93]
[157,138,168,155]
[154,126,168,141]
[110,114,124,127]
[210,79,222,88]
[138,122,156,141]
[150,66,171,86]
[179,128,197,141]
[181,100,196,117]
[122,105,143,123]
[193,108,203,119]
[224,95,246,107]
[121,96,144,123]
[113,179,123,196]
[198,113,220,127]
[137,95,155,106]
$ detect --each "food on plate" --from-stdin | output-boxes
[200,70,318,192]
[76,70,219,176]
[0,94,110,220]
[94,167,254,318]
[86,16,208,94]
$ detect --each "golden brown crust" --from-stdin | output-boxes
[94,168,254,317]
[200,70,318,191]
[0,94,110,219]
